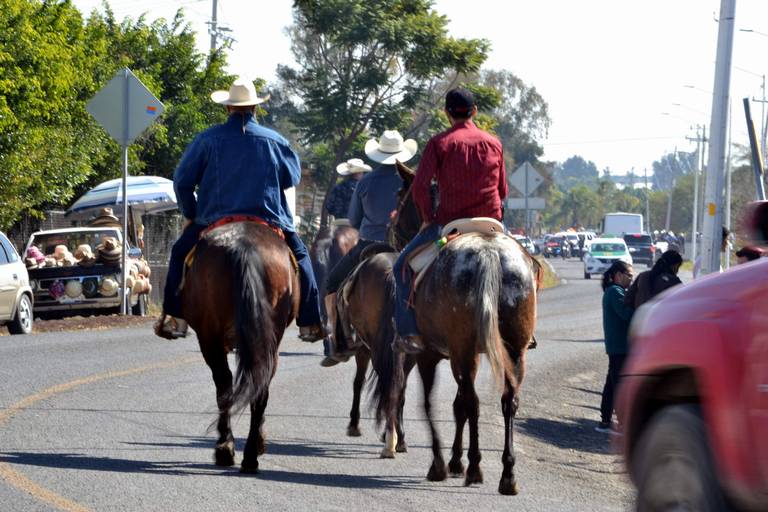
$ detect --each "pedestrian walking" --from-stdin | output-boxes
[597,260,634,435]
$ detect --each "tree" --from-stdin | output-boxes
[479,69,550,167]
[280,0,490,227]
[553,155,599,191]
[651,150,697,191]
[0,0,105,229]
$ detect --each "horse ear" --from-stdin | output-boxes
[395,160,415,186]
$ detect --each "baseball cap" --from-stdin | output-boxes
[445,88,474,117]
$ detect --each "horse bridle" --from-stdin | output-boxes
[388,184,416,251]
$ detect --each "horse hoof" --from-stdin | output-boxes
[347,425,362,437]
[240,459,259,474]
[498,478,519,496]
[464,467,483,486]
[448,460,464,477]
[427,462,447,482]
[395,441,408,453]
[380,449,395,459]
[214,443,235,467]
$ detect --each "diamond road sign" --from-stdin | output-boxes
[506,197,545,209]
[508,162,545,197]
[86,68,164,146]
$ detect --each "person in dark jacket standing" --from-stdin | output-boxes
[320,131,417,366]
[624,249,683,309]
[597,260,634,434]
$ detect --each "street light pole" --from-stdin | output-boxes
[701,0,736,276]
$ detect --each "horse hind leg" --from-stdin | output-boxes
[448,389,467,477]
[202,346,235,467]
[499,360,523,495]
[395,360,413,454]
[459,356,483,487]
[241,390,269,474]
[418,353,446,481]
[347,349,369,437]
[380,418,398,459]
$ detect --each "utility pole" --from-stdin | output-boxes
[643,167,650,233]
[209,0,218,53]
[725,98,733,269]
[701,0,736,277]
[686,125,707,265]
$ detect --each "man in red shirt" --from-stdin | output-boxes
[393,88,507,353]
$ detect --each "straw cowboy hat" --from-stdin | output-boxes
[97,237,122,264]
[364,130,417,165]
[89,207,121,227]
[211,77,270,106]
[75,244,97,267]
[65,280,83,299]
[100,277,119,297]
[336,158,373,176]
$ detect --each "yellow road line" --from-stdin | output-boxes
[0,355,200,512]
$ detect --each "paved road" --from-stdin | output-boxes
[0,258,635,511]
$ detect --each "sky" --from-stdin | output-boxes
[71,0,768,175]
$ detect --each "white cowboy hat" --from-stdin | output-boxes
[211,78,270,106]
[100,277,118,297]
[336,158,373,176]
[364,130,417,164]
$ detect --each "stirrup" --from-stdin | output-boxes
[299,324,326,342]
[154,314,188,340]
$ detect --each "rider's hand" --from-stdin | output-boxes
[182,218,194,230]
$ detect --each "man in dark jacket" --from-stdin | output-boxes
[320,131,417,366]
[625,249,683,309]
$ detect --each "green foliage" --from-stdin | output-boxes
[0,0,103,229]
[0,1,236,230]
[553,156,599,191]
[282,0,490,225]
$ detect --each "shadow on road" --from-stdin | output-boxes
[517,417,614,455]
[0,449,496,495]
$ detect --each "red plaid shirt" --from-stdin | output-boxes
[413,119,507,225]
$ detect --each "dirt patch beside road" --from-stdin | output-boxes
[0,315,153,336]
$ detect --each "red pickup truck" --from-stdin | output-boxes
[618,254,768,511]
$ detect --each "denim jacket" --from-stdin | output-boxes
[348,164,402,242]
[173,113,301,231]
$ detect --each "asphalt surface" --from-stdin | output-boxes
[0,258,636,511]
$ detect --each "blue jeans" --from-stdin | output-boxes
[163,224,321,327]
[393,223,442,338]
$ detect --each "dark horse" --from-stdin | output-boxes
[389,162,542,495]
[310,224,359,321]
[333,245,415,458]
[182,221,299,473]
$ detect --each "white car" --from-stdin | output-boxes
[0,231,33,334]
[512,235,536,254]
[583,237,633,279]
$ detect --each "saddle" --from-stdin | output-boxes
[180,216,296,291]
[407,217,505,288]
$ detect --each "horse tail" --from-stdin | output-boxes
[230,237,277,411]
[471,248,515,389]
[369,268,403,426]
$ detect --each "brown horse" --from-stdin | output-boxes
[333,245,416,458]
[389,161,542,495]
[181,221,298,473]
[310,224,359,321]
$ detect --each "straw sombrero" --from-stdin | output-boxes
[364,130,417,165]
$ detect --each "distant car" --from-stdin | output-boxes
[623,233,656,267]
[512,235,536,254]
[0,231,33,334]
[618,258,768,511]
[582,237,632,279]
[543,235,565,258]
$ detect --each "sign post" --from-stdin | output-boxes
[507,162,545,234]
[86,68,164,314]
